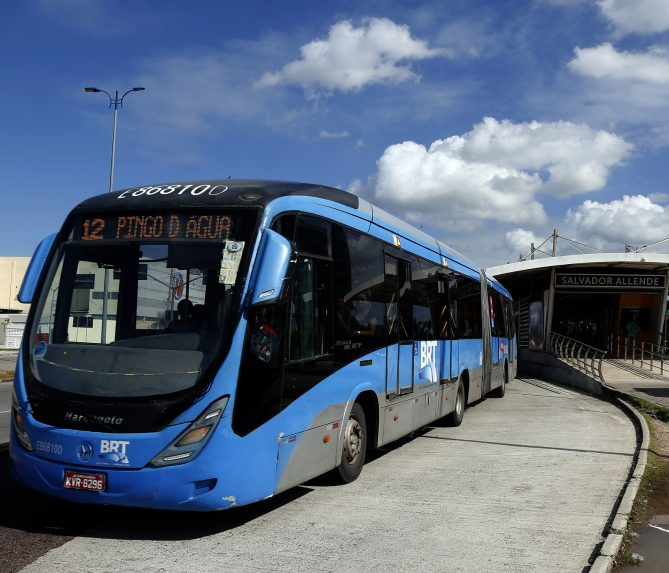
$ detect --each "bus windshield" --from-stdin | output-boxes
[27,210,257,399]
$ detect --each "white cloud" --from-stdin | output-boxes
[456,117,632,197]
[560,43,669,141]
[566,194,669,247]
[569,43,669,85]
[504,229,542,258]
[256,18,447,94]
[596,0,669,36]
[352,117,632,232]
[319,129,350,139]
[370,138,547,229]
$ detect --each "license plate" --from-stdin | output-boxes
[63,470,106,492]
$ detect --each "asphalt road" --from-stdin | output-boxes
[0,380,12,445]
[1,378,637,573]
[0,351,19,373]
[0,352,18,445]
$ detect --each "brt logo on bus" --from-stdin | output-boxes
[419,341,437,369]
[99,439,130,465]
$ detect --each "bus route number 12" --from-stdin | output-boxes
[81,218,105,240]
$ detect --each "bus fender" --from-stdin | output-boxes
[335,385,380,466]
[458,369,471,405]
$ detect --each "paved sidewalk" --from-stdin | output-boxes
[602,359,669,409]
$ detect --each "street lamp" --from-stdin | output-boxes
[84,86,145,344]
[84,86,145,193]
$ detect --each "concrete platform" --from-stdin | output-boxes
[602,360,669,410]
[15,378,636,573]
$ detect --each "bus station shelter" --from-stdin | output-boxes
[487,253,669,355]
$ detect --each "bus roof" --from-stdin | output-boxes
[72,179,482,278]
[73,180,359,211]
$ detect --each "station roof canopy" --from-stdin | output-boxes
[486,253,669,290]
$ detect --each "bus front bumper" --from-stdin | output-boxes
[9,435,244,512]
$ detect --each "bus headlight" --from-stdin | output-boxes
[11,391,33,451]
[150,396,229,467]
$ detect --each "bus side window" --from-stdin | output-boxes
[505,298,515,338]
[452,273,482,339]
[489,292,497,337]
[436,272,455,340]
[271,214,296,242]
[494,292,508,338]
[288,257,317,361]
[412,257,436,341]
[332,225,386,366]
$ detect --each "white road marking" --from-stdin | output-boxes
[0,410,10,414]
[648,524,669,534]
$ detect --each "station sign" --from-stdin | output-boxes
[555,273,666,290]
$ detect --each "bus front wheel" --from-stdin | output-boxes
[337,403,367,483]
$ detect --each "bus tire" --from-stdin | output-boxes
[492,365,507,398]
[336,402,367,484]
[446,380,465,427]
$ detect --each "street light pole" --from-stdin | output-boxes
[84,86,145,193]
[84,86,145,343]
[109,97,118,194]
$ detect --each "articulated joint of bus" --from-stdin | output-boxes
[149,396,229,467]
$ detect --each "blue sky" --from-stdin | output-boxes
[2,0,669,266]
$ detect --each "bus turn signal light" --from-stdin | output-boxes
[11,391,33,451]
[176,426,210,447]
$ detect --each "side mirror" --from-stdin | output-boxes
[248,229,293,306]
[18,233,57,304]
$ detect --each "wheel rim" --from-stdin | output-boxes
[343,417,363,464]
[456,386,464,416]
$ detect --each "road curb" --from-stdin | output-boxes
[589,397,649,573]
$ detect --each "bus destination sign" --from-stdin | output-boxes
[75,213,233,242]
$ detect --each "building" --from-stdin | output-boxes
[0,312,28,349]
[0,257,30,313]
[487,253,669,354]
[0,257,30,349]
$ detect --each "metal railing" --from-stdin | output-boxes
[608,333,669,375]
[549,332,606,382]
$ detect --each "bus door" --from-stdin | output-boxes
[385,255,413,397]
[479,272,493,395]
[489,291,502,386]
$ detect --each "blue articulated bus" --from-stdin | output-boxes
[11,180,517,511]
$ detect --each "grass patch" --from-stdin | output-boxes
[623,394,669,424]
[0,370,14,382]
[613,411,669,571]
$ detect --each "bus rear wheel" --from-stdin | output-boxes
[492,365,507,398]
[336,403,367,484]
[446,380,465,427]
